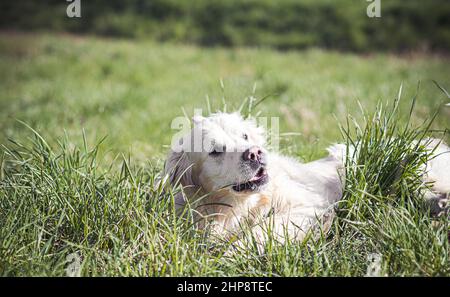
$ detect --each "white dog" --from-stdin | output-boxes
[164,112,449,245]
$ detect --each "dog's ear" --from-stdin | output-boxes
[164,149,195,188]
[163,149,197,209]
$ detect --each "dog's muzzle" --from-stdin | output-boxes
[232,167,269,192]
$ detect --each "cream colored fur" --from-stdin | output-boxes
[164,112,449,245]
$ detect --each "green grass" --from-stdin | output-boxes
[0,32,449,276]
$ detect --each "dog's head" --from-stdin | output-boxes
[165,112,269,196]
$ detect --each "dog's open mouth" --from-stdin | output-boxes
[232,167,269,192]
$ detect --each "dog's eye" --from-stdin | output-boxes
[209,150,221,156]
[209,145,226,156]
[243,133,248,140]
[209,149,223,156]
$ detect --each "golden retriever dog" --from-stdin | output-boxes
[164,112,449,246]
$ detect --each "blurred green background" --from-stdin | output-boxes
[2,0,450,52]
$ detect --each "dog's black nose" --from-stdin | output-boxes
[243,146,265,164]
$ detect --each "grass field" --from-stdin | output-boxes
[0,32,449,276]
